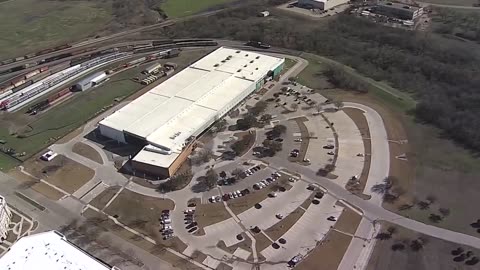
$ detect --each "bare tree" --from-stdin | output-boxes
[290,103,299,111]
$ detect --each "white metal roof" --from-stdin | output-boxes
[100,47,284,169]
[0,231,115,270]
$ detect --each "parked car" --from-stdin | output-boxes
[276,214,284,219]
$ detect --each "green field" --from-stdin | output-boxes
[0,0,112,59]
[0,67,143,171]
[161,0,234,18]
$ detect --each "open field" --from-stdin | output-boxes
[368,223,480,270]
[72,142,103,164]
[89,185,121,210]
[82,209,197,268]
[0,50,213,172]
[104,189,175,238]
[296,230,352,270]
[9,169,65,200]
[22,155,94,194]
[0,0,112,59]
[161,0,234,18]
[195,201,231,231]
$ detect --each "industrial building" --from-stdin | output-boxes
[0,196,11,241]
[142,63,162,75]
[375,1,424,20]
[99,47,284,177]
[74,71,108,91]
[298,0,349,10]
[0,231,120,270]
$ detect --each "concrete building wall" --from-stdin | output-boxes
[98,123,126,143]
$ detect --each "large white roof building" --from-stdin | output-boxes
[0,231,118,270]
[99,47,284,176]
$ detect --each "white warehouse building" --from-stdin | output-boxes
[99,47,284,177]
[298,0,349,10]
[0,231,120,270]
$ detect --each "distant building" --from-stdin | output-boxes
[298,0,349,10]
[375,1,424,20]
[0,231,120,270]
[74,72,108,91]
[0,196,11,242]
[142,63,162,75]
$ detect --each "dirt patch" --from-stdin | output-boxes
[342,108,371,197]
[333,208,362,235]
[23,155,95,194]
[104,189,176,245]
[296,230,352,270]
[72,142,103,164]
[9,169,65,200]
[89,185,121,210]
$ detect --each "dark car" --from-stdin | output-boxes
[188,227,198,233]
[275,138,284,142]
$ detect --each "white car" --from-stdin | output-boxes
[288,177,298,183]
[274,172,282,177]
[269,192,277,197]
[294,138,303,142]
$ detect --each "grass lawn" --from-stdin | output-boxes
[104,189,175,238]
[161,0,234,18]
[333,207,362,235]
[367,223,480,270]
[0,0,112,59]
[22,155,94,194]
[296,230,352,270]
[0,65,144,171]
[82,209,196,267]
[9,169,65,200]
[72,142,103,164]
[195,201,230,231]
[89,186,121,210]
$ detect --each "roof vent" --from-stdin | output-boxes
[245,54,249,57]
[236,50,240,53]
[244,64,247,67]
[255,68,259,70]
[237,69,242,72]
[221,60,226,63]
[214,64,219,67]
[256,56,260,59]
[250,60,254,63]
